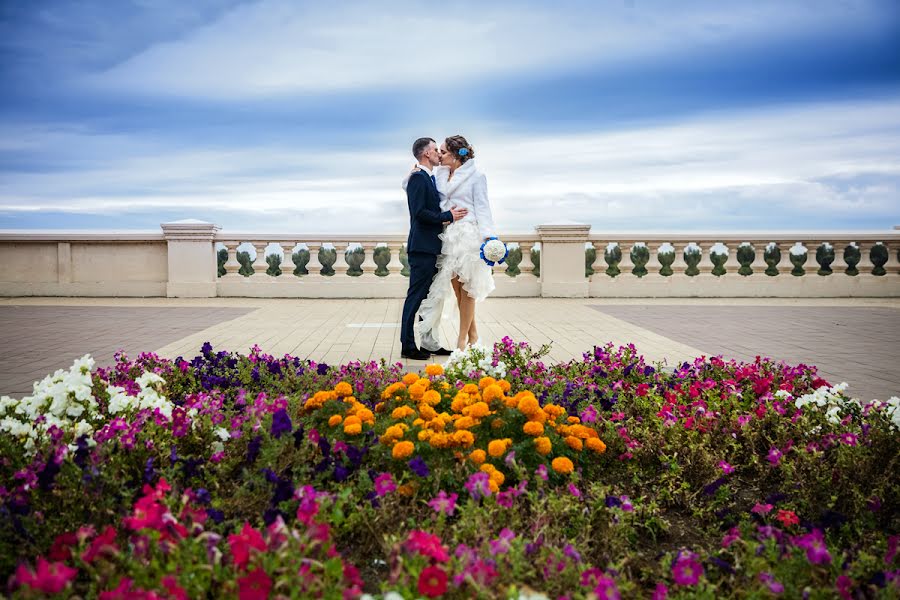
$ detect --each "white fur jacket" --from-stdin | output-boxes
[403,159,497,240]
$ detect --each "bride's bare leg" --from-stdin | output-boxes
[468,316,478,345]
[457,292,475,350]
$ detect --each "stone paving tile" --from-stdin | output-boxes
[0,306,255,397]
[590,305,900,401]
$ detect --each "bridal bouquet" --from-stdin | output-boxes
[480,237,508,266]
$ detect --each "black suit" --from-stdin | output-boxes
[401,170,453,352]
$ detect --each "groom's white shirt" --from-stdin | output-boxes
[416,164,433,176]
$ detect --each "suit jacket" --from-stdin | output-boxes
[406,170,452,255]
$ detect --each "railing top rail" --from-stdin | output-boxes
[0,231,165,242]
[213,233,541,243]
[587,231,899,242]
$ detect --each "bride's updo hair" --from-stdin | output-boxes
[445,135,474,164]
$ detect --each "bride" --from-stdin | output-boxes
[404,135,497,351]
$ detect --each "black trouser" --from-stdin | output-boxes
[400,251,438,352]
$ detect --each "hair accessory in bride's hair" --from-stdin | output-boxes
[458,148,469,157]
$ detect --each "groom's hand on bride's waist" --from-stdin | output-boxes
[447,206,467,223]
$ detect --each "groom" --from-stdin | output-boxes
[400,137,467,360]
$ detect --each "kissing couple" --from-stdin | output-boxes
[399,135,497,361]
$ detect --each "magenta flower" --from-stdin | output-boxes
[767,447,783,466]
[671,554,704,586]
[464,472,492,500]
[580,404,598,424]
[15,557,78,594]
[758,572,784,594]
[406,530,449,563]
[536,464,549,481]
[751,502,774,515]
[620,496,634,512]
[794,529,832,565]
[568,483,582,498]
[593,575,621,600]
[840,432,858,447]
[651,582,668,600]
[427,490,458,516]
[721,526,741,548]
[718,460,734,474]
[489,528,516,555]
[373,473,396,497]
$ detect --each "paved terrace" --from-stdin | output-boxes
[1,297,898,402]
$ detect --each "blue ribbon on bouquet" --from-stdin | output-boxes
[480,237,509,266]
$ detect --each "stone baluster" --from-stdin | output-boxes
[671,242,688,275]
[617,241,634,275]
[697,241,716,275]
[646,242,661,276]
[856,241,875,275]
[387,242,404,275]
[333,242,349,276]
[361,242,378,276]
[724,242,738,275]
[883,240,898,274]
[305,242,322,276]
[747,241,767,275]
[222,241,241,277]
[520,242,535,276]
[776,242,793,275]
[590,242,604,276]
[252,242,269,277]
[829,240,848,274]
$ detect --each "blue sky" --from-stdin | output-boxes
[1,0,899,234]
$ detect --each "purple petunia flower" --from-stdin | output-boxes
[651,583,668,600]
[489,528,515,555]
[270,408,292,438]
[408,456,430,478]
[718,460,734,474]
[465,472,492,500]
[758,572,784,594]
[373,473,396,497]
[767,447,783,466]
[751,502,774,515]
[427,490,458,516]
[671,553,704,586]
[840,432,858,447]
[536,464,548,482]
[794,529,832,565]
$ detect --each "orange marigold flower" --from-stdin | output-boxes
[469,449,487,464]
[429,432,450,449]
[488,480,499,494]
[452,430,475,447]
[408,383,426,400]
[422,390,442,405]
[374,402,386,413]
[344,415,361,426]
[418,429,433,442]
[552,456,575,474]
[454,416,478,430]
[567,416,581,424]
[523,421,544,436]
[528,409,548,425]
[344,423,362,435]
[392,441,415,459]
[565,436,584,451]
[488,439,511,458]
[517,395,541,417]
[478,376,497,390]
[482,384,504,403]
[334,381,353,397]
[402,372,420,385]
[498,379,511,393]
[392,406,416,420]
[481,465,505,486]
[425,364,444,376]
[465,402,491,419]
[543,403,566,419]
[586,438,607,453]
[491,418,504,429]
[534,436,552,455]
[328,414,343,427]
[397,484,414,496]
[462,383,480,395]
[357,408,375,425]
[419,404,437,420]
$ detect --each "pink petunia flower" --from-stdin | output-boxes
[671,553,704,586]
[427,490,458,516]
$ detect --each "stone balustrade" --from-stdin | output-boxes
[0,221,898,298]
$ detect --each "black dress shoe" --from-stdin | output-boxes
[431,347,453,356]
[401,349,431,360]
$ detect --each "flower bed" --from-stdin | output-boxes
[1,338,898,598]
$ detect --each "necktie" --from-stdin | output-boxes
[430,174,437,188]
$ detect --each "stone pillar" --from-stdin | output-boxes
[57,242,72,284]
[536,223,591,297]
[161,219,220,298]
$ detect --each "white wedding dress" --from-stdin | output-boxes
[403,160,497,351]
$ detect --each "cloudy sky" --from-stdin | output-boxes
[1,0,899,234]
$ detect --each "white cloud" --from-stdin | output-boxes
[2,96,899,233]
[81,0,887,99]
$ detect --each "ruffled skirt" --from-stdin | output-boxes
[415,220,496,351]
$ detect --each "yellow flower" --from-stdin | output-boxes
[454,416,478,430]
[552,456,574,474]
[565,436,584,452]
[439,381,451,391]
[422,390,442,406]
[479,376,497,390]
[408,383,426,400]
[328,414,343,427]
[392,441,415,459]
[465,402,491,419]
[381,382,406,400]
[391,406,416,420]
[528,409,548,424]
[534,436,552,455]
[429,432,451,449]
[488,438,512,458]
[517,394,541,417]
[586,438,607,454]
[425,363,444,376]
[452,430,475,447]
[523,421,544,436]
[543,403,566,419]
[334,381,353,397]
[419,404,437,420]
[482,384,504,403]
[469,449,486,464]
[418,429,434,442]
[402,372,420,385]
